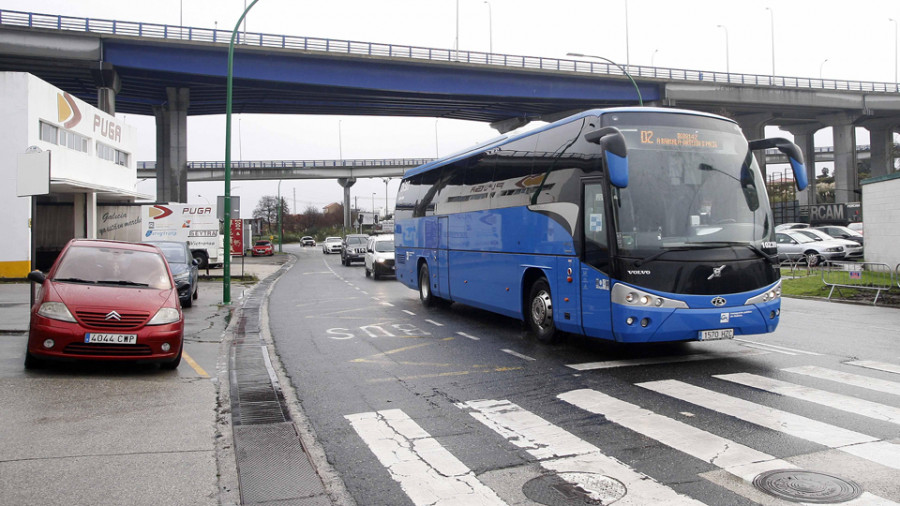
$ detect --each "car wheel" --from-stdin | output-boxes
[373,269,380,280]
[24,351,44,370]
[193,251,209,270]
[160,344,182,370]
[193,283,199,300]
[182,295,192,308]
[527,278,560,344]
[804,250,822,267]
[418,263,434,307]
[365,267,371,278]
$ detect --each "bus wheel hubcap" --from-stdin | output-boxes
[532,291,552,328]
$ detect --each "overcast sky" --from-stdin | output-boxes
[7,0,900,215]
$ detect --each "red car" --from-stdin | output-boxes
[25,239,184,370]
[252,239,274,256]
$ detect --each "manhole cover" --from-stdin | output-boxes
[753,469,862,503]
[523,472,627,505]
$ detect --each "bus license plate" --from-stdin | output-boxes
[85,333,138,344]
[700,329,734,341]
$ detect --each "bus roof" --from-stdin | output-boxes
[403,107,735,179]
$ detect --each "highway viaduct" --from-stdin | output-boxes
[2,9,899,226]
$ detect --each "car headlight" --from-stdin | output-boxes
[745,280,782,305]
[611,284,688,309]
[37,301,76,322]
[825,247,843,253]
[174,271,191,282]
[148,307,181,325]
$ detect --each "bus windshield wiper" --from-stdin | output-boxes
[633,243,733,267]
[744,242,779,265]
[634,247,692,267]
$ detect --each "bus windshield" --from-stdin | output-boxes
[603,113,772,256]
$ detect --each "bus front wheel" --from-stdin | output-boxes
[527,279,559,344]
[418,263,434,307]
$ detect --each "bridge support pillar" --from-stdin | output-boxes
[783,123,822,206]
[735,113,772,180]
[338,177,356,230]
[820,113,860,204]
[153,87,190,203]
[92,66,121,115]
[862,119,899,178]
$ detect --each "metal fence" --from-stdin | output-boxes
[821,261,895,305]
[3,8,900,94]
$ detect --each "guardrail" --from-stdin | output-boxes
[821,261,894,305]
[137,158,433,170]
[3,9,900,94]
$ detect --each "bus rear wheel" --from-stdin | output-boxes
[527,279,559,344]
[418,263,434,307]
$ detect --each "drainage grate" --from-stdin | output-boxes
[523,473,627,505]
[753,469,863,503]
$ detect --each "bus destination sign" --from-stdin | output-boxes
[639,130,720,149]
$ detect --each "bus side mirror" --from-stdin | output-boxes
[585,127,629,188]
[749,138,808,191]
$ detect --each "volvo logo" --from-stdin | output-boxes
[707,265,727,280]
[711,297,727,307]
[105,311,122,321]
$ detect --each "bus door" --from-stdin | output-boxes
[436,216,450,298]
[580,181,614,340]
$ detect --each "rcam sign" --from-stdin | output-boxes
[801,203,846,224]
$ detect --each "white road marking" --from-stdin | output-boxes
[783,365,900,397]
[734,338,822,355]
[402,310,416,316]
[345,409,506,506]
[639,379,900,470]
[501,349,535,361]
[715,373,900,425]
[558,389,896,505]
[457,332,480,341]
[458,399,704,505]
[847,360,900,376]
[735,342,796,355]
[566,349,767,371]
[424,319,444,327]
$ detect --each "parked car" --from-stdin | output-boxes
[774,222,809,232]
[301,236,316,247]
[775,231,846,266]
[341,234,369,266]
[793,228,863,259]
[150,241,200,307]
[814,225,864,246]
[322,237,342,254]
[364,234,396,280]
[252,239,274,256]
[24,239,184,370]
[848,222,864,235]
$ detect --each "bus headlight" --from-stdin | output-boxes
[744,281,782,305]
[611,284,688,309]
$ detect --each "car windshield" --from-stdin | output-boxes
[346,237,366,245]
[375,240,395,253]
[790,233,814,244]
[255,241,270,246]
[326,237,341,242]
[53,246,172,289]
[156,244,188,264]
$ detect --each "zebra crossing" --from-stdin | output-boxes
[347,359,900,505]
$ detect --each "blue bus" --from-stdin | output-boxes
[394,108,807,343]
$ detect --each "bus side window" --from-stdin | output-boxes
[583,183,610,271]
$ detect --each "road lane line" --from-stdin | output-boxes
[345,409,506,506]
[734,338,822,355]
[501,349,535,361]
[783,365,900,397]
[567,349,767,370]
[424,319,444,327]
[846,360,900,376]
[457,332,480,340]
[458,399,704,505]
[182,351,208,377]
[639,379,900,471]
[558,389,897,505]
[402,310,416,316]
[715,373,900,425]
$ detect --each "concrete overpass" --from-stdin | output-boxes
[2,8,899,222]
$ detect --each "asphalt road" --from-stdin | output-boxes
[268,244,900,506]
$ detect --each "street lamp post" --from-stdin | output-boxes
[566,52,643,106]
[819,58,829,79]
[716,24,730,75]
[338,119,343,160]
[651,49,659,67]
[277,180,283,253]
[371,193,376,230]
[483,1,493,58]
[381,178,390,220]
[224,0,260,305]
[765,7,775,76]
[890,18,898,84]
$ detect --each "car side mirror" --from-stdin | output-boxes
[27,270,46,284]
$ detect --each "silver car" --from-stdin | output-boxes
[775,231,846,266]
[793,228,863,259]
[322,237,342,254]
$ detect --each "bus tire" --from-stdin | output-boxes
[527,278,559,344]
[418,263,435,307]
[193,250,209,270]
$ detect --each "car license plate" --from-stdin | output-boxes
[699,328,734,341]
[85,333,138,344]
